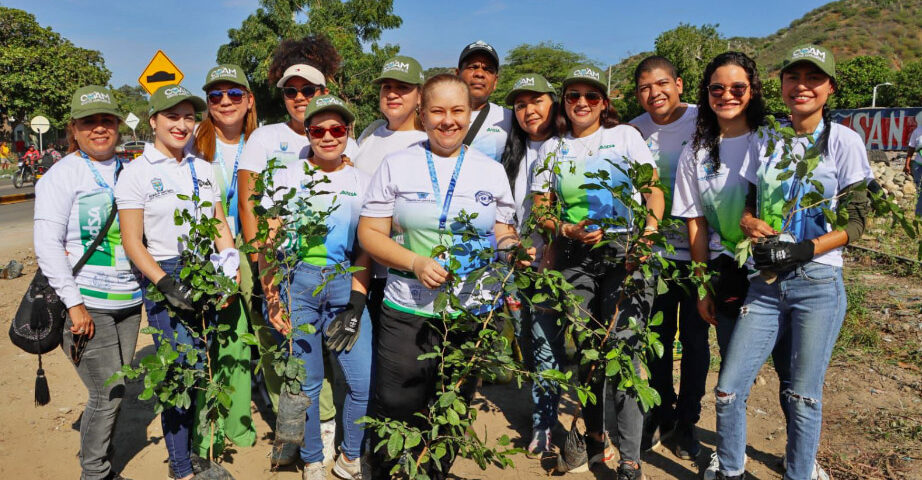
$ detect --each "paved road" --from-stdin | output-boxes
[0,197,35,256]
[0,175,35,197]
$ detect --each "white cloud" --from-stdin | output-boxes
[473,1,508,15]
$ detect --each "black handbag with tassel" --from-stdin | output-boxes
[8,195,118,405]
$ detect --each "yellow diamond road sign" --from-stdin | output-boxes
[139,50,184,95]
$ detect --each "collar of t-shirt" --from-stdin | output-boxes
[143,142,197,166]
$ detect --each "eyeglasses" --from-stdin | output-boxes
[307,125,348,139]
[207,88,246,105]
[564,91,604,106]
[708,83,749,98]
[282,85,320,100]
[70,333,89,366]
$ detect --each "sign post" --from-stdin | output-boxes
[138,50,184,95]
[30,115,50,151]
[124,112,140,140]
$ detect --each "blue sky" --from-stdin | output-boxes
[6,0,830,90]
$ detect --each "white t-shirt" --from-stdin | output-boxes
[354,121,428,176]
[671,133,752,257]
[114,143,220,261]
[631,105,698,260]
[361,143,516,317]
[34,153,141,309]
[468,102,513,162]
[513,138,553,263]
[743,122,873,267]
[909,124,922,165]
[262,162,370,266]
[237,122,359,174]
[532,125,657,233]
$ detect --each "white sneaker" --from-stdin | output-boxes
[303,462,327,480]
[703,452,748,480]
[782,456,829,480]
[332,452,367,480]
[321,419,336,466]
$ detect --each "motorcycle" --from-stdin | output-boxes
[12,160,46,188]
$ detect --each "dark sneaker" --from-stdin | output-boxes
[105,473,133,480]
[616,461,646,480]
[672,422,701,460]
[585,432,615,466]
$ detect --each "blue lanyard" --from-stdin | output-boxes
[188,157,199,198]
[78,150,120,193]
[780,119,824,232]
[424,142,466,231]
[214,136,244,207]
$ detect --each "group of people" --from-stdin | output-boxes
[33,34,872,480]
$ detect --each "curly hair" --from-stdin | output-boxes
[267,34,342,86]
[692,51,766,170]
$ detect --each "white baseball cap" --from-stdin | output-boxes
[276,64,326,88]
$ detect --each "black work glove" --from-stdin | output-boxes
[156,275,195,311]
[753,238,815,272]
[325,290,366,353]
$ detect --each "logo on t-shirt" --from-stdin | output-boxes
[339,190,357,197]
[560,143,570,156]
[475,190,494,206]
[701,159,722,180]
[486,127,501,133]
[152,177,164,192]
[280,142,289,152]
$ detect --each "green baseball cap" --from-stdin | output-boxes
[374,55,425,86]
[561,64,607,94]
[70,85,123,120]
[304,94,355,125]
[202,63,250,91]
[504,73,556,106]
[781,44,836,80]
[148,84,206,116]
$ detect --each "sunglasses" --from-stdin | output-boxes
[708,83,749,98]
[564,91,604,106]
[282,85,319,100]
[307,125,348,139]
[207,88,246,105]
[70,333,89,366]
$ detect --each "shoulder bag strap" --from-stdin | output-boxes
[462,102,491,147]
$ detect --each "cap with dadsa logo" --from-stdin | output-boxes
[203,64,250,91]
[70,85,123,120]
[504,73,556,106]
[148,84,206,116]
[374,55,425,86]
[304,94,355,125]
[781,44,836,80]
[562,64,607,94]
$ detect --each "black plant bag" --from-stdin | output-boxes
[709,254,751,318]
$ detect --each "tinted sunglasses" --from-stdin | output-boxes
[282,85,319,100]
[307,125,348,139]
[564,91,604,106]
[70,333,89,366]
[708,83,749,98]
[207,88,246,105]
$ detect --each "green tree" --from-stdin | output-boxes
[217,0,401,131]
[112,85,152,141]
[491,42,592,106]
[762,76,788,115]
[893,59,922,107]
[832,55,896,109]
[653,24,726,104]
[0,7,110,129]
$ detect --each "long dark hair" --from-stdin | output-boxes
[500,93,558,190]
[692,51,766,170]
[554,82,619,136]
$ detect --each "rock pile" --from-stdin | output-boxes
[869,152,916,201]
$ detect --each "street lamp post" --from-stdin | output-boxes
[872,82,893,108]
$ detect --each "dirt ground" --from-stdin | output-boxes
[1,245,920,480]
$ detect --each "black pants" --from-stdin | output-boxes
[648,260,711,428]
[368,305,479,479]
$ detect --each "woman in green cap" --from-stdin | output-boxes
[34,85,141,480]
[189,63,258,458]
[354,54,428,327]
[115,84,238,480]
[259,95,372,480]
[532,64,663,479]
[499,73,563,457]
[712,44,872,480]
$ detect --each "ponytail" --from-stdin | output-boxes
[815,103,832,157]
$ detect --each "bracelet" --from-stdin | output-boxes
[643,226,658,233]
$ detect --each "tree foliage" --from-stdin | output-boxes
[0,7,110,128]
[893,59,922,107]
[491,42,592,107]
[832,55,896,109]
[112,85,152,141]
[217,0,401,131]
[653,24,726,105]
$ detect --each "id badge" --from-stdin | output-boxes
[228,215,237,236]
[114,245,131,271]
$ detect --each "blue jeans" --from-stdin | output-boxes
[912,162,922,216]
[282,261,372,463]
[520,289,567,431]
[142,257,210,479]
[715,262,846,480]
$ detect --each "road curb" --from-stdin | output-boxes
[0,193,35,205]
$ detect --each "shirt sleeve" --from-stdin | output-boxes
[740,131,766,186]
[490,163,516,225]
[833,125,873,188]
[360,156,397,218]
[237,128,269,173]
[114,162,145,210]
[909,125,922,149]
[34,219,83,308]
[33,165,72,224]
[624,126,656,167]
[671,144,704,218]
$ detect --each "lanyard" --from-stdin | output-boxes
[424,142,466,230]
[78,150,120,193]
[214,136,244,209]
